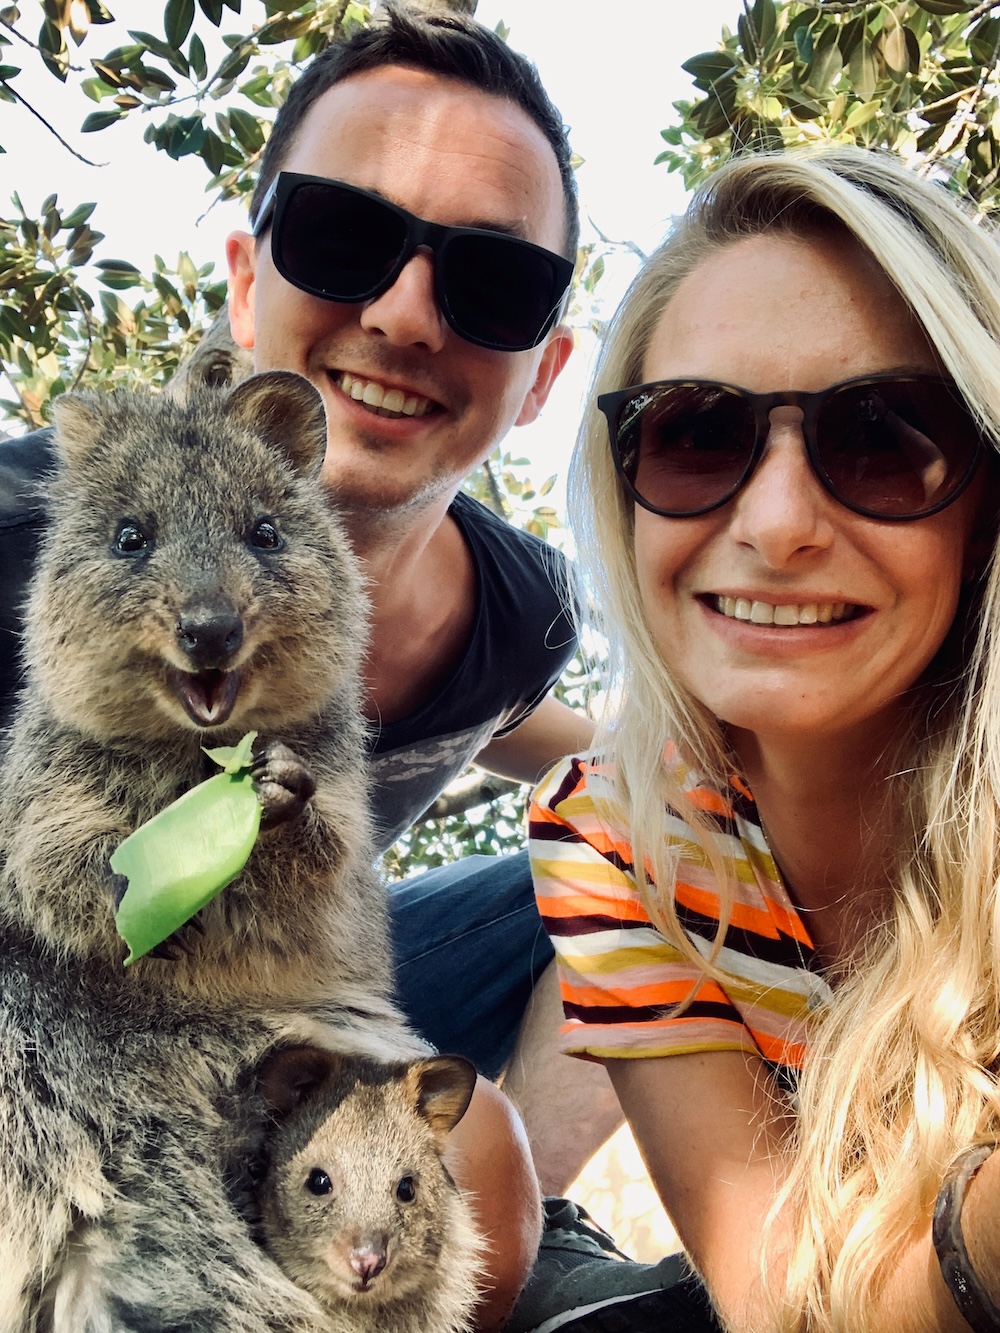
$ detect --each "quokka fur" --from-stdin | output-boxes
[250,1047,484,1333]
[0,372,425,1333]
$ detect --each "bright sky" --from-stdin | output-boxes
[3,0,741,494]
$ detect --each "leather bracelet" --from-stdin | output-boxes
[932,1143,1000,1332]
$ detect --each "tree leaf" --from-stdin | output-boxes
[188,32,207,80]
[914,0,972,12]
[681,51,738,90]
[227,105,264,152]
[843,97,881,132]
[80,108,124,131]
[848,39,877,102]
[62,202,96,228]
[198,0,223,24]
[164,0,195,51]
[751,0,777,50]
[805,26,843,94]
[881,20,909,77]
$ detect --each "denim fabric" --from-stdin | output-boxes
[388,850,555,1079]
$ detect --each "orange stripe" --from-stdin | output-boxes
[559,977,729,1009]
[536,894,653,924]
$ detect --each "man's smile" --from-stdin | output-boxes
[333,370,437,419]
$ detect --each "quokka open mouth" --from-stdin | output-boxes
[166,667,243,728]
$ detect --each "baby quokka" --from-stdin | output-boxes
[256,1047,484,1333]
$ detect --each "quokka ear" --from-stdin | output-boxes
[257,1044,341,1120]
[407,1055,478,1141]
[224,371,327,478]
[50,391,108,468]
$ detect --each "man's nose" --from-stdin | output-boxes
[726,408,836,564]
[359,248,447,352]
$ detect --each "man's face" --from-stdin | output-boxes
[227,65,573,517]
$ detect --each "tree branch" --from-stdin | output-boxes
[0,18,87,72]
[418,772,523,822]
[3,83,105,166]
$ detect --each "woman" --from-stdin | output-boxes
[530,148,1000,1332]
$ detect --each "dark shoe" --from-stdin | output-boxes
[505,1198,719,1333]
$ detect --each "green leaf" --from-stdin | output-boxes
[751,0,776,49]
[166,113,206,158]
[681,51,738,90]
[881,21,909,77]
[188,31,207,80]
[805,26,843,94]
[133,64,177,93]
[914,0,972,12]
[198,0,223,23]
[80,108,124,132]
[843,97,881,132]
[62,202,97,228]
[793,25,813,65]
[199,126,226,174]
[227,105,264,152]
[848,39,878,103]
[215,46,250,83]
[96,258,142,273]
[128,29,190,77]
[967,131,999,175]
[970,16,1000,66]
[164,0,195,50]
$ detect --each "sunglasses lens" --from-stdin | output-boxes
[815,380,982,517]
[275,182,408,300]
[442,233,565,350]
[614,384,757,515]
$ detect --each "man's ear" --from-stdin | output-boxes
[515,323,574,428]
[226,230,257,351]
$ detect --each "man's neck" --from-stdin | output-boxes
[344,493,477,727]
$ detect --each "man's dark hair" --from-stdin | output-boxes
[250,1,579,259]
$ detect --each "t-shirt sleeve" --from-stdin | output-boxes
[529,755,763,1062]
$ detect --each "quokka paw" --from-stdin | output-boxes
[251,741,316,828]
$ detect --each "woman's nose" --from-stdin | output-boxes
[726,408,836,564]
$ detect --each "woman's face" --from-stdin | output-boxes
[633,231,985,754]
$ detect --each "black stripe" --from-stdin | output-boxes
[565,998,741,1026]
[540,912,650,938]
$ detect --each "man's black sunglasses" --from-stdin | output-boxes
[252,171,575,353]
[598,374,985,522]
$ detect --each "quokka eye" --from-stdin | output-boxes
[396,1175,417,1204]
[113,521,149,555]
[250,517,283,551]
[306,1168,332,1196]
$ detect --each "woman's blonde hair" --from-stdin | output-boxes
[569,147,1000,1331]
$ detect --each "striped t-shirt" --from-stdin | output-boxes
[529,753,833,1072]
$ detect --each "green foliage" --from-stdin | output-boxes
[0,0,374,429]
[0,187,225,424]
[659,0,1000,212]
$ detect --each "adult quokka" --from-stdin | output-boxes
[0,372,423,1333]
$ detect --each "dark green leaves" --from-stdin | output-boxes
[164,0,196,50]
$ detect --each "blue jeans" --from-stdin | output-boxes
[387,851,555,1080]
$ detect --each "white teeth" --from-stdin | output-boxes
[715,596,856,626]
[338,373,432,418]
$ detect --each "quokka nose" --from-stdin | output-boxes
[176,599,244,669]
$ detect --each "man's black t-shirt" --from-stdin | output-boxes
[0,430,578,852]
